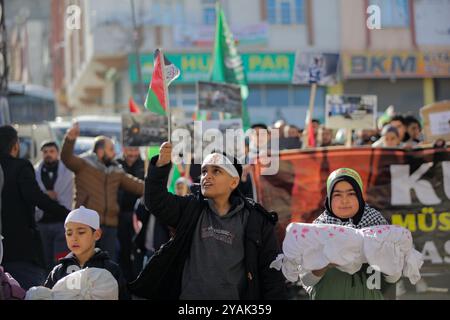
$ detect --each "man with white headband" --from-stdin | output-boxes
[129,142,287,300]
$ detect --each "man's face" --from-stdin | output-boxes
[200,165,239,200]
[97,139,116,165]
[407,122,421,140]
[312,122,320,134]
[102,139,116,163]
[12,140,20,158]
[322,129,333,145]
[123,147,140,164]
[390,120,406,141]
[42,146,59,165]
[288,127,299,138]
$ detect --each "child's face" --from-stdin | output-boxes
[200,165,239,200]
[384,132,400,147]
[331,181,360,219]
[65,222,100,257]
[175,183,189,196]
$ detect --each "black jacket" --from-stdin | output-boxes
[117,157,145,213]
[0,155,70,267]
[133,200,170,253]
[44,249,130,300]
[128,156,287,300]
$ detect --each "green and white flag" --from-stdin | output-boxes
[209,2,250,130]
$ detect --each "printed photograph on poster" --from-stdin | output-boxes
[420,100,450,142]
[325,95,377,129]
[197,81,242,116]
[292,52,340,85]
[192,119,244,160]
[122,113,168,147]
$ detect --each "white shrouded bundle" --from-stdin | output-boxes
[270,223,364,282]
[361,225,423,285]
[270,223,423,285]
[25,268,119,300]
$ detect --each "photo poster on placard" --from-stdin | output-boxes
[197,81,242,116]
[190,119,244,163]
[325,95,377,130]
[122,113,168,147]
[292,52,340,85]
[420,100,450,143]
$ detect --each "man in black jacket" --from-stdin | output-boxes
[0,125,70,289]
[117,146,145,281]
[129,142,287,300]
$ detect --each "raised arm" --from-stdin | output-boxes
[60,123,85,173]
[144,142,192,228]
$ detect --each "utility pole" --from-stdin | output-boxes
[0,0,11,125]
[130,0,145,109]
[0,0,8,94]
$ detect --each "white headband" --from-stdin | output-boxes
[202,153,239,178]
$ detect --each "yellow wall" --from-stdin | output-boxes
[423,78,435,106]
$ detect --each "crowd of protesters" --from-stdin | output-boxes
[0,106,446,300]
[262,112,433,151]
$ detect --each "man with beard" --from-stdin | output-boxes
[35,141,74,271]
[61,123,144,262]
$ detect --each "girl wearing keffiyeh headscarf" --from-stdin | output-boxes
[300,168,401,300]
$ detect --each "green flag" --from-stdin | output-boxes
[209,2,250,130]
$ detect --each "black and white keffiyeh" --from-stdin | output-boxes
[314,204,388,229]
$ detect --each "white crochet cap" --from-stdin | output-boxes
[65,206,100,230]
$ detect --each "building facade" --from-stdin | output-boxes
[340,0,450,116]
[59,0,450,125]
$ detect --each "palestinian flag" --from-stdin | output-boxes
[129,97,141,114]
[305,109,316,148]
[145,49,180,116]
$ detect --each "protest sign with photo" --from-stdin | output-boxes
[420,100,450,143]
[122,113,168,147]
[197,81,242,116]
[325,95,377,130]
[292,52,340,85]
[253,147,450,298]
[191,119,244,161]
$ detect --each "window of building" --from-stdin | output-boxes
[266,0,305,25]
[246,85,326,108]
[247,85,263,107]
[370,0,409,27]
[181,85,197,106]
[151,0,185,25]
[202,0,216,25]
[266,85,289,106]
[280,2,291,25]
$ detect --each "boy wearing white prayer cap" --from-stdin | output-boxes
[43,206,130,299]
[129,142,287,300]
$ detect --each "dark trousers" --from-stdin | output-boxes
[37,222,68,271]
[117,211,136,282]
[97,225,119,262]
